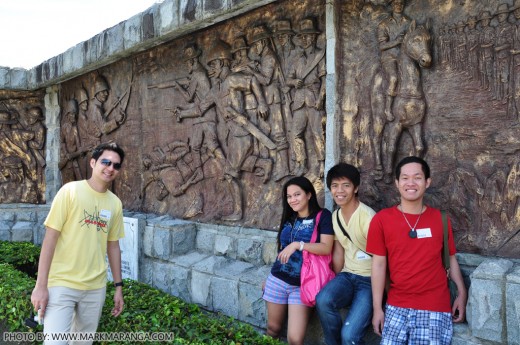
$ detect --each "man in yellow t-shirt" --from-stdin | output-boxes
[316,163,376,345]
[31,142,126,343]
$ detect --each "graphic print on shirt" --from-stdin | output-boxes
[78,206,110,233]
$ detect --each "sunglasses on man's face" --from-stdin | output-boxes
[100,159,122,171]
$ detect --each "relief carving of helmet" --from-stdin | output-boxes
[206,40,232,63]
[94,76,109,95]
[273,20,294,35]
[231,36,248,53]
[297,18,320,35]
[250,25,271,44]
[183,44,202,61]
[0,111,16,125]
[496,3,510,14]
[76,87,89,104]
[64,99,78,116]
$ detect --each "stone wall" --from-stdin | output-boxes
[2,204,519,344]
[1,0,519,343]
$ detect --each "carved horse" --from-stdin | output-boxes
[371,20,432,182]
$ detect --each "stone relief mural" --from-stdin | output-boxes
[0,90,46,204]
[59,0,326,229]
[338,0,519,258]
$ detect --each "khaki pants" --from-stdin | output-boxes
[44,286,106,345]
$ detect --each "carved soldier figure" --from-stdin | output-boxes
[0,110,36,182]
[479,11,496,91]
[75,87,95,179]
[272,20,298,79]
[0,156,24,203]
[176,40,273,221]
[466,16,480,81]
[494,3,514,104]
[377,0,411,121]
[239,25,291,181]
[88,76,126,139]
[231,36,269,159]
[286,18,326,179]
[455,21,468,72]
[59,100,82,181]
[175,44,225,181]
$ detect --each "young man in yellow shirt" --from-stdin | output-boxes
[31,142,126,343]
[316,163,376,345]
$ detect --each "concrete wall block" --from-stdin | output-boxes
[0,67,10,86]
[214,234,235,257]
[124,14,143,51]
[15,210,36,222]
[196,228,215,253]
[170,223,196,254]
[214,260,254,280]
[0,212,15,222]
[171,265,191,302]
[237,238,263,264]
[153,227,171,259]
[191,270,212,306]
[506,265,520,345]
[211,276,239,318]
[143,225,154,256]
[467,259,512,343]
[9,68,28,89]
[0,229,10,241]
[106,22,125,57]
[140,257,154,285]
[203,0,227,15]
[152,261,172,293]
[172,251,210,268]
[180,0,203,24]
[192,255,227,274]
[238,281,265,327]
[158,0,180,35]
[11,221,34,242]
[262,241,277,265]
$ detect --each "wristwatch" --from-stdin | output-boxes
[299,241,305,251]
[114,281,124,287]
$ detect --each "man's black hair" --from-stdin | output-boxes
[394,156,430,180]
[326,163,361,195]
[91,142,125,164]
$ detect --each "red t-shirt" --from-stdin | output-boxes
[367,205,456,312]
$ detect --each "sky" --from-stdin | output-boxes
[0,0,162,69]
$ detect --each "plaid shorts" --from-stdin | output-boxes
[381,304,453,345]
[262,273,305,305]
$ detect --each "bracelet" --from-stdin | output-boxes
[299,241,304,251]
[114,281,124,287]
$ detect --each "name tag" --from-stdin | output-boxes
[356,251,371,261]
[303,219,313,225]
[416,228,432,239]
[99,209,112,219]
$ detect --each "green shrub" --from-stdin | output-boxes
[100,279,283,345]
[0,241,40,277]
[0,263,37,332]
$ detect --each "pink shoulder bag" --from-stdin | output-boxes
[300,210,335,307]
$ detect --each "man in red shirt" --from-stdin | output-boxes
[367,156,467,344]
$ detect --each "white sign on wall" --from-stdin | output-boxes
[107,217,139,281]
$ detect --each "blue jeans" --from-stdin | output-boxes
[316,272,373,345]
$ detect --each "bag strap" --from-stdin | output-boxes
[441,210,450,276]
[310,210,323,243]
[335,210,372,257]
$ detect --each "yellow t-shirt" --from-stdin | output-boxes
[332,202,375,277]
[44,180,124,290]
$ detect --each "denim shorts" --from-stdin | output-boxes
[262,273,305,305]
[382,304,453,345]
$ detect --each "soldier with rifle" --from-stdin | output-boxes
[175,39,274,221]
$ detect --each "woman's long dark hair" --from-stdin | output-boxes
[277,176,322,249]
